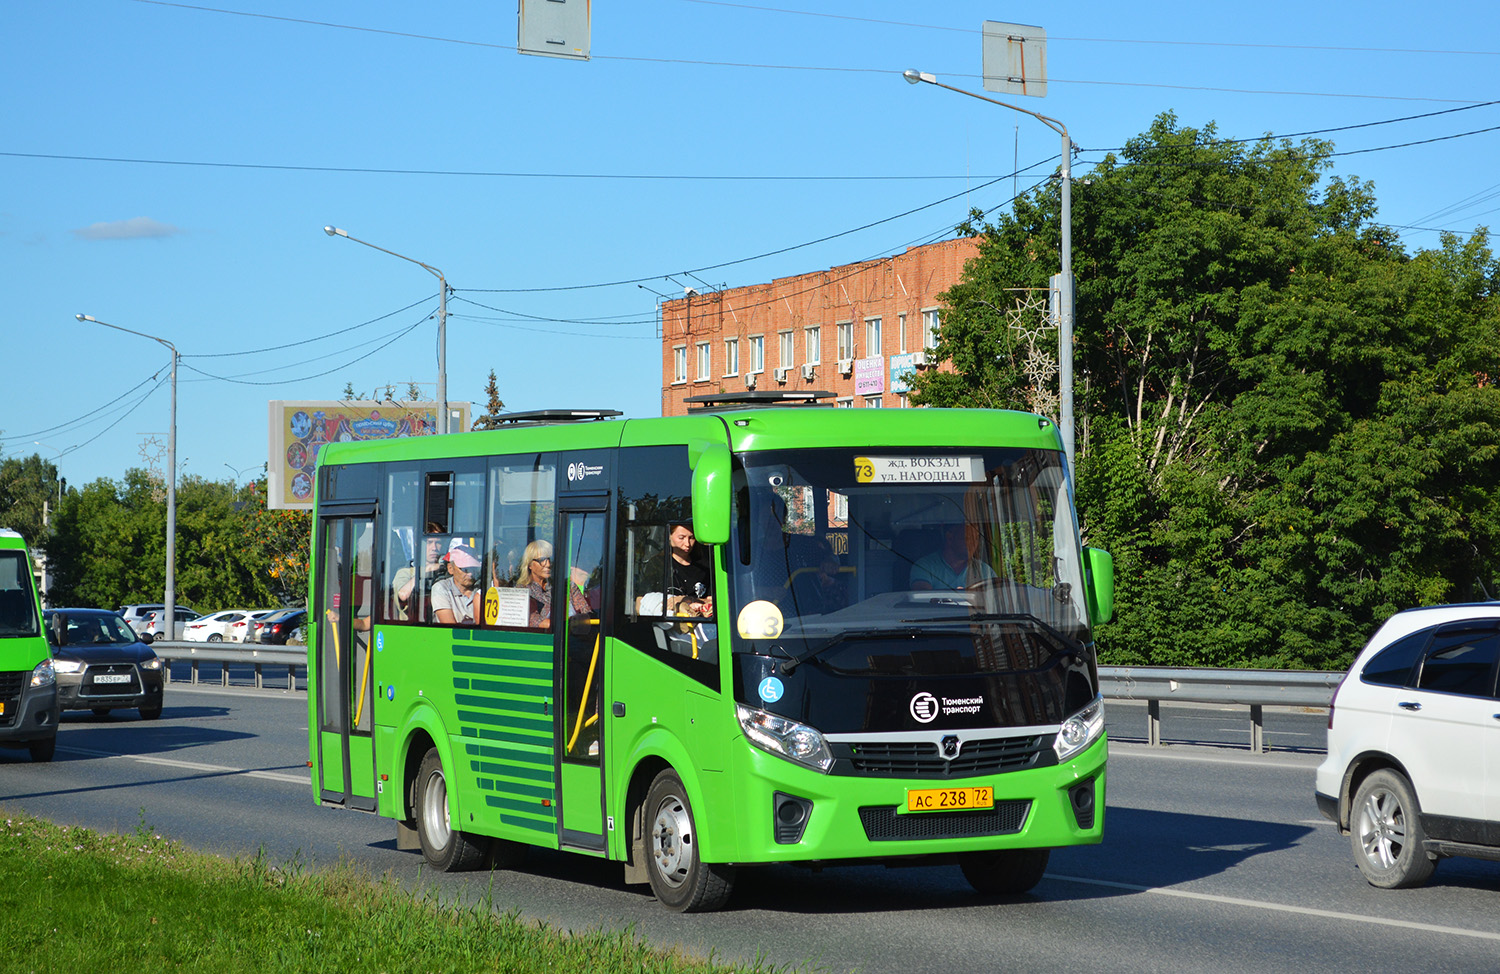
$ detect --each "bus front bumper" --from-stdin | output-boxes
[713,733,1107,864]
[0,681,59,747]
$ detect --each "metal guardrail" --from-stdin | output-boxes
[1098,666,1341,753]
[140,644,1342,754]
[149,640,305,691]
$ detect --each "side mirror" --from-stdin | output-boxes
[1083,547,1115,626]
[690,442,731,546]
[138,630,154,645]
[49,613,66,646]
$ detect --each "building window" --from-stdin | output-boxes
[696,342,711,380]
[836,321,854,361]
[898,313,907,354]
[922,308,940,350]
[672,345,687,384]
[865,396,882,408]
[778,330,794,368]
[748,335,764,374]
[724,338,739,376]
[865,317,882,357]
[836,397,854,408]
[805,325,821,365]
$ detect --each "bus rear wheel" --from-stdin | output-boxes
[960,848,1050,895]
[415,748,488,871]
[643,770,735,912]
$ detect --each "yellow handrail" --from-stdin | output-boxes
[352,633,373,728]
[566,619,602,754]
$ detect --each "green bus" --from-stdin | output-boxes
[307,394,1113,911]
[0,528,58,762]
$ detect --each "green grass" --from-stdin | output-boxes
[0,810,812,974]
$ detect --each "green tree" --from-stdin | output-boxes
[45,470,308,612]
[0,454,63,548]
[470,370,508,430]
[916,112,1500,670]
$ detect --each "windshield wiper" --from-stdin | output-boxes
[780,626,961,674]
[910,611,1082,655]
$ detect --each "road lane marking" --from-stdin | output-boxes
[61,746,308,786]
[1047,874,1500,942]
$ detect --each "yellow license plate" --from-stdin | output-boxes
[906,786,994,813]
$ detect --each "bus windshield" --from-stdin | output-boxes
[0,551,40,638]
[727,446,1090,672]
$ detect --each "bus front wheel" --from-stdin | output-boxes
[960,848,1050,895]
[415,748,488,871]
[644,770,735,912]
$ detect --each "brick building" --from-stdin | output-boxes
[659,237,979,414]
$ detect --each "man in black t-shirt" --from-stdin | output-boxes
[665,522,712,616]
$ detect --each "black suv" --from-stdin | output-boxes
[45,609,166,720]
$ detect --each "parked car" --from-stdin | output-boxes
[118,602,198,640]
[182,609,252,643]
[252,608,306,644]
[44,608,165,720]
[141,606,200,641]
[229,610,279,643]
[1316,603,1500,888]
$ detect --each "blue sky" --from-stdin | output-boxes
[4,0,1497,489]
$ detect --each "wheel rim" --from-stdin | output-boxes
[1355,785,1406,870]
[650,792,694,889]
[422,769,452,850]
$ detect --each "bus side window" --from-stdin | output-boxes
[613,445,719,686]
[484,456,557,631]
[383,467,421,624]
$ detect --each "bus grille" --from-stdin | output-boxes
[0,670,23,727]
[842,735,1048,778]
[857,801,1031,841]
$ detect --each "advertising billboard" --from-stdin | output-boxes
[266,400,469,510]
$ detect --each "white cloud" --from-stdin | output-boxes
[71,217,184,241]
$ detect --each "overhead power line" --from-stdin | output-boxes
[181,308,434,386]
[677,1,1500,57]
[0,151,1012,181]
[125,0,1487,104]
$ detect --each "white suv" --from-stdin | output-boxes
[1316,603,1500,887]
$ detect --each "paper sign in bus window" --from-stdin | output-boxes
[854,456,984,484]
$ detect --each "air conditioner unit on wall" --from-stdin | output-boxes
[912,350,930,367]
[837,359,853,376]
[801,363,816,381]
[774,367,789,384]
[745,373,757,390]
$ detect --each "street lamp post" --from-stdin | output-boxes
[76,313,178,636]
[323,226,451,435]
[903,69,1076,485]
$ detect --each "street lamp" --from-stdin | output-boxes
[76,313,178,637]
[323,225,451,435]
[903,68,1076,485]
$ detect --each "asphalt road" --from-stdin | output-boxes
[2,687,1496,973]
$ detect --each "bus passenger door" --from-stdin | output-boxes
[314,510,379,812]
[556,502,608,851]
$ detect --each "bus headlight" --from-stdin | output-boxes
[737,704,833,773]
[31,659,57,687]
[1054,696,1105,762]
